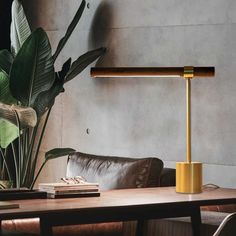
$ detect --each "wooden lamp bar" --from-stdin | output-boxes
[91,67,215,78]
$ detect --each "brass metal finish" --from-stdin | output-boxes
[176,162,202,193]
[184,66,194,78]
[186,78,192,163]
[91,67,214,78]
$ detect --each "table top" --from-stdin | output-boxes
[0,187,236,221]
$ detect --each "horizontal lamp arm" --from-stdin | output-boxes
[91,67,215,78]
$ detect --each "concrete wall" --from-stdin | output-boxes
[23,0,236,188]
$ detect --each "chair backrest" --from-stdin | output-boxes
[213,212,236,236]
[66,152,164,191]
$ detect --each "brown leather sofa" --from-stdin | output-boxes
[2,152,175,236]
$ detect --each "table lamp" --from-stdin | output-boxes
[91,66,215,193]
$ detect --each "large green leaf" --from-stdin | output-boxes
[64,47,106,82]
[10,0,31,56]
[10,28,55,107]
[0,119,18,148]
[58,58,71,80]
[0,102,37,128]
[0,50,14,74]
[0,70,19,148]
[33,58,71,117]
[0,101,37,148]
[52,0,86,62]
[0,70,17,104]
[45,148,76,161]
[33,79,64,117]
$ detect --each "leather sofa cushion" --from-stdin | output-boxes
[160,168,176,187]
[2,218,122,236]
[201,204,236,213]
[66,152,163,190]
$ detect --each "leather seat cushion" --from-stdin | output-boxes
[66,152,164,190]
[2,219,123,236]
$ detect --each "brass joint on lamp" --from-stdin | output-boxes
[183,66,194,79]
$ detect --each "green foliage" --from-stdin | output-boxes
[0,0,105,189]
[65,47,106,83]
[0,70,19,148]
[0,50,13,74]
[45,148,76,161]
[10,0,31,56]
[52,0,86,62]
[10,28,55,107]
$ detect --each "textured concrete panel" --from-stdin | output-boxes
[23,0,235,30]
[61,24,236,167]
[23,0,236,187]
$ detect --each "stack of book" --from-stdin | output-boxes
[39,182,100,198]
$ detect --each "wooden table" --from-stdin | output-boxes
[0,187,236,236]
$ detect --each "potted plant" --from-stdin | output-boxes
[0,0,105,190]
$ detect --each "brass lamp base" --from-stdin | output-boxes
[176,162,202,193]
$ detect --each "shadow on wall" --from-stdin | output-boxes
[22,0,60,31]
[88,0,115,68]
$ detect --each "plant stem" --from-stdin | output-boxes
[11,143,19,188]
[22,125,38,186]
[13,110,22,188]
[30,108,52,187]
[0,148,12,182]
[30,160,47,189]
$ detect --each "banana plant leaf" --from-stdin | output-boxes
[0,102,37,128]
[33,79,64,117]
[45,148,76,161]
[0,70,17,104]
[10,28,55,107]
[0,119,18,148]
[0,70,19,148]
[33,58,72,117]
[52,0,86,62]
[10,0,31,57]
[0,50,13,74]
[58,58,71,80]
[64,47,106,82]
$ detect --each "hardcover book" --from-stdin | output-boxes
[39,182,100,198]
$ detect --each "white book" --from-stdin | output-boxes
[39,182,99,191]
[0,201,19,210]
[44,188,99,195]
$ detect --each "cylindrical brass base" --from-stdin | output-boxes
[176,162,202,193]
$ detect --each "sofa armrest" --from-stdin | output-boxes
[160,168,176,187]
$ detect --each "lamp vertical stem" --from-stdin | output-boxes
[186,78,191,163]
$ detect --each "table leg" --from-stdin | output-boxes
[40,217,53,236]
[136,220,148,236]
[191,207,202,236]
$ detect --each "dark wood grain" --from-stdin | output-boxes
[91,67,215,78]
[0,187,236,236]
[0,187,236,220]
